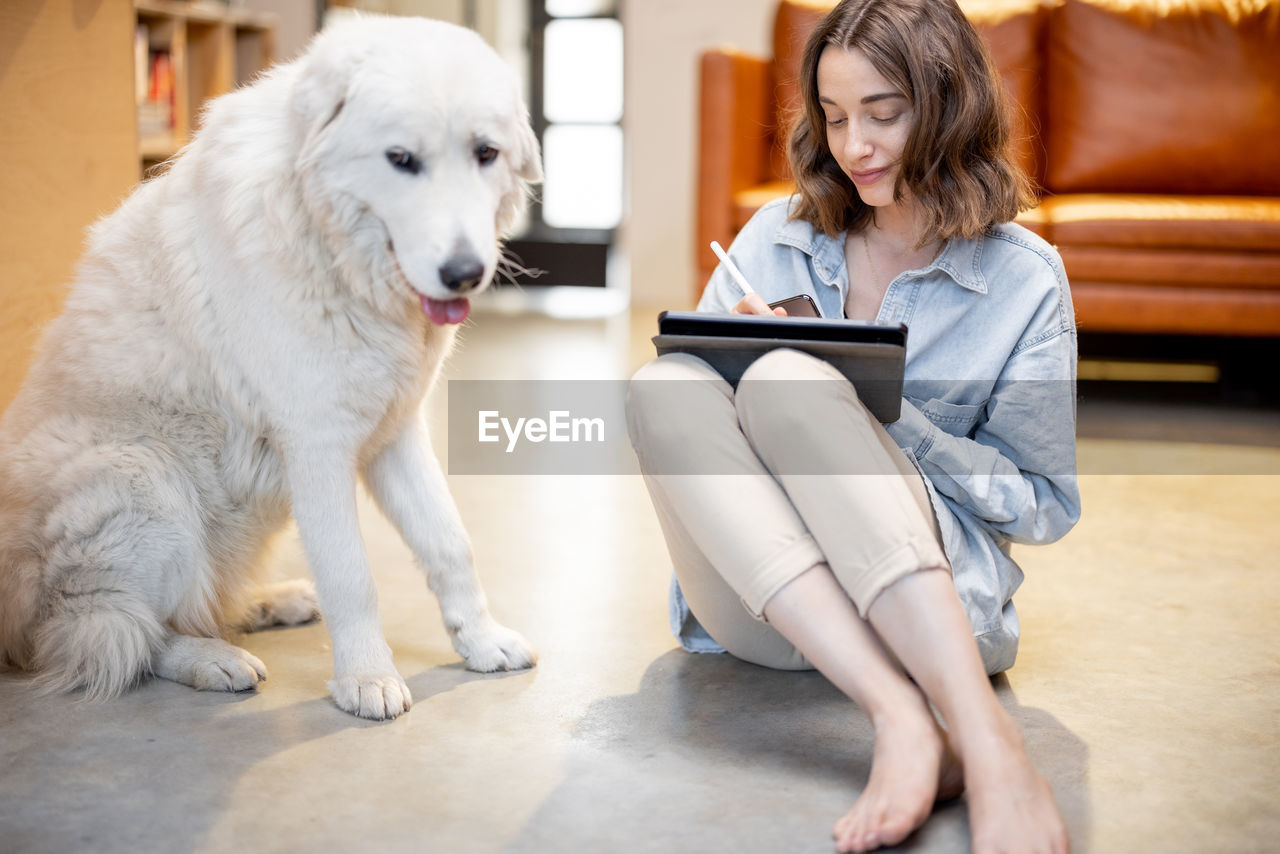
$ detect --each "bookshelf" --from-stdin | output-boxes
[134,0,277,168]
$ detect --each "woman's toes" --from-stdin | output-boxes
[877,808,918,847]
[834,809,865,852]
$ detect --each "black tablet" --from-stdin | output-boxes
[651,311,908,422]
[657,311,907,346]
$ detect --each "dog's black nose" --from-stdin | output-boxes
[439,257,485,292]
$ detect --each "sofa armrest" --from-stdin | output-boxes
[697,48,774,276]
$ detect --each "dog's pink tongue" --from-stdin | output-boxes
[421,295,470,325]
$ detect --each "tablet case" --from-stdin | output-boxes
[652,312,907,423]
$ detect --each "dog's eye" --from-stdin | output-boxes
[385,147,422,175]
[475,143,499,167]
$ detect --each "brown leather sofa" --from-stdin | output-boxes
[696,0,1280,336]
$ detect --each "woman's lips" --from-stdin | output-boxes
[848,167,889,186]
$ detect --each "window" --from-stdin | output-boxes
[503,0,623,291]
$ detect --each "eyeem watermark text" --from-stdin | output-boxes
[478,410,606,453]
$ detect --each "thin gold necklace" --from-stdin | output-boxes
[863,231,942,285]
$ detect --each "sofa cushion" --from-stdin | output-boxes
[1059,245,1280,287]
[1045,0,1280,195]
[733,182,795,229]
[772,0,836,178]
[960,0,1048,186]
[773,1,834,118]
[1042,194,1280,250]
[1068,282,1280,334]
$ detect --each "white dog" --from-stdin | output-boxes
[0,15,540,720]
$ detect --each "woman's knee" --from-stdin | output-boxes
[735,350,863,443]
[740,348,844,384]
[630,351,723,385]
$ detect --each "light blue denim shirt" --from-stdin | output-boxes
[672,196,1081,673]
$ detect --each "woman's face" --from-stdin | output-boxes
[816,46,914,210]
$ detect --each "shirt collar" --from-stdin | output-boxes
[930,232,988,294]
[772,209,989,294]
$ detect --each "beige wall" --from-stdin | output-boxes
[621,0,777,309]
[0,0,140,412]
[247,0,320,62]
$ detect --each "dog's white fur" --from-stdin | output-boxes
[0,16,541,720]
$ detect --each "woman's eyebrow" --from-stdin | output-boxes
[862,92,906,105]
[818,92,906,106]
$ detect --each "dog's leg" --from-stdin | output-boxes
[238,579,322,631]
[153,632,268,692]
[363,419,536,672]
[286,449,412,720]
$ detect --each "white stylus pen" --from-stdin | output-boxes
[709,241,756,296]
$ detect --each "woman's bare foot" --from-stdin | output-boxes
[832,699,964,852]
[959,713,1069,854]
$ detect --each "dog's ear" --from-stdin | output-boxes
[496,110,542,236]
[289,26,368,150]
[512,110,543,184]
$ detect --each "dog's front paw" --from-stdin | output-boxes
[328,672,412,720]
[454,619,537,673]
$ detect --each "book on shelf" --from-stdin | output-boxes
[135,24,174,148]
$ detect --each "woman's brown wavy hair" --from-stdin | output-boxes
[787,0,1036,243]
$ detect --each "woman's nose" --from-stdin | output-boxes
[844,129,872,161]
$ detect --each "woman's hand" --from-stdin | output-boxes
[732,294,787,316]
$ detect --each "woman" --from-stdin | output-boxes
[627,1,1079,852]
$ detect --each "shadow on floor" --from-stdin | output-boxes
[0,658,529,854]
[502,649,1091,853]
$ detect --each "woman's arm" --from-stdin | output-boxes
[889,330,1081,546]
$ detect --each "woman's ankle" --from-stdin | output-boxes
[865,685,938,736]
[952,707,1028,772]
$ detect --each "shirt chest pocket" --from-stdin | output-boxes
[905,396,989,438]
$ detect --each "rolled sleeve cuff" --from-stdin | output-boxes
[889,397,938,461]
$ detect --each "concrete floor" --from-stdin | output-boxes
[2,305,1278,853]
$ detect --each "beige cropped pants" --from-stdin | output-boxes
[627,349,950,671]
